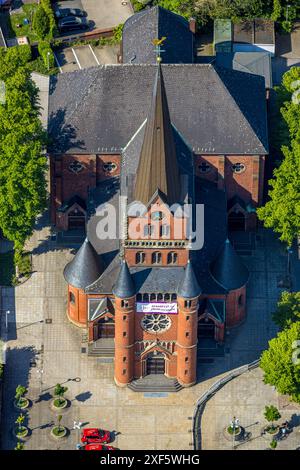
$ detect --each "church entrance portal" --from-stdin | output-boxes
[198,317,215,339]
[146,353,165,375]
[228,211,245,231]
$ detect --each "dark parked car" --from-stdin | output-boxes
[58,16,89,32]
[55,8,87,19]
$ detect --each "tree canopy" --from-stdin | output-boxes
[260,321,300,403]
[272,291,300,329]
[0,46,47,251]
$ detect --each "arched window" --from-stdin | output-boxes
[238,294,243,306]
[136,293,142,302]
[171,293,177,301]
[150,293,156,301]
[143,294,149,302]
[136,252,145,264]
[152,252,162,264]
[167,252,178,265]
[157,293,163,301]
[164,293,170,301]
[160,225,170,237]
[102,162,117,173]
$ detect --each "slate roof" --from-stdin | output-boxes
[48,64,268,156]
[210,239,249,291]
[122,6,194,64]
[112,260,136,298]
[63,238,104,289]
[134,65,181,205]
[177,260,202,299]
[215,52,272,89]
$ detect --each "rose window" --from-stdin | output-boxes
[141,314,171,334]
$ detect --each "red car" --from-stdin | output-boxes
[81,428,111,444]
[84,443,116,451]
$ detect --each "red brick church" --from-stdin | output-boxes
[47,6,268,389]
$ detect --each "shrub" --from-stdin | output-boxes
[33,5,50,39]
[113,23,124,43]
[281,20,292,33]
[38,41,55,69]
[270,439,277,449]
[40,0,58,38]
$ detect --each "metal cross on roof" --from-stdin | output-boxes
[152,37,167,63]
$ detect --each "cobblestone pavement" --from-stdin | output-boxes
[0,219,295,450]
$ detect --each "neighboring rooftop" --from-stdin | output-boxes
[48,64,268,156]
[122,5,194,64]
[215,51,272,88]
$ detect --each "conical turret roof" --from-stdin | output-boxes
[177,260,201,299]
[134,64,181,205]
[113,260,136,299]
[63,238,104,289]
[210,239,249,291]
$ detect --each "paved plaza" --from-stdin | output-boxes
[0,215,298,450]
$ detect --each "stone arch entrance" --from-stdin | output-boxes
[146,352,166,375]
[228,210,245,231]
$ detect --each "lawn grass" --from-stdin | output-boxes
[8,3,39,42]
[0,250,15,286]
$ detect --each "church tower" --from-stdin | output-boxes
[177,260,201,386]
[113,260,136,386]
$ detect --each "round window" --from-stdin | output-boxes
[232,163,246,174]
[141,314,171,334]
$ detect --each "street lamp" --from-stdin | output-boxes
[5,310,10,330]
[287,246,293,275]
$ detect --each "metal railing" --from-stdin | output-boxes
[192,359,260,450]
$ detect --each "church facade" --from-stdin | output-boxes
[47,7,268,389]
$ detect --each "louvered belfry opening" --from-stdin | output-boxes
[134,64,181,206]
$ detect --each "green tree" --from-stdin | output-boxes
[260,322,300,403]
[271,0,282,20]
[270,438,277,449]
[257,139,300,247]
[264,405,281,428]
[14,442,24,450]
[15,385,27,406]
[15,414,25,433]
[54,383,68,405]
[0,55,47,253]
[273,291,300,329]
[33,5,50,39]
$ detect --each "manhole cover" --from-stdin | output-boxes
[81,347,87,354]
[45,318,52,324]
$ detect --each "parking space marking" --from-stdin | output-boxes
[89,44,100,66]
[72,47,82,69]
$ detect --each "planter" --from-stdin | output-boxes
[50,426,68,439]
[51,397,68,410]
[14,426,29,440]
[261,425,280,440]
[14,398,30,410]
[227,425,242,436]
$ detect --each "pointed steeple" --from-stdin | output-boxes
[113,260,136,299]
[134,64,181,205]
[177,260,201,299]
[63,237,104,289]
[210,239,249,291]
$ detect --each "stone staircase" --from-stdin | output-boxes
[88,338,115,357]
[128,374,183,393]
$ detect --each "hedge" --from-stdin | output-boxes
[40,0,58,38]
[38,40,55,69]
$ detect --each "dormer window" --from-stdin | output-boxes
[151,211,164,221]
